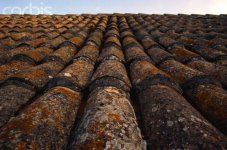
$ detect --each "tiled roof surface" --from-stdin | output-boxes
[0,14,226,149]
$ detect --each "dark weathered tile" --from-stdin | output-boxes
[0,87,81,149]
[138,84,227,148]
[69,87,144,149]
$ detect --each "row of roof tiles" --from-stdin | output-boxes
[0,14,226,149]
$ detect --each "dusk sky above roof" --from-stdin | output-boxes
[0,0,227,15]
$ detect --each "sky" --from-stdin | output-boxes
[0,0,227,15]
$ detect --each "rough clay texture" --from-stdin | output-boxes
[0,83,36,127]
[91,59,131,88]
[138,84,227,149]
[0,87,81,150]
[70,87,144,150]
[54,59,94,91]
[186,84,227,134]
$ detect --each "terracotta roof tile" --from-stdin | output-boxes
[104,36,121,48]
[11,47,53,63]
[0,46,31,65]
[69,87,144,149]
[0,37,16,48]
[185,83,227,132]
[0,87,81,149]
[43,45,76,65]
[75,45,100,63]
[187,60,227,87]
[129,60,181,93]
[70,36,85,48]
[125,46,150,63]
[86,31,103,47]
[192,47,226,61]
[138,84,227,148]
[49,36,66,48]
[49,59,94,91]
[140,36,159,49]
[47,31,60,39]
[159,59,204,84]
[167,45,202,63]
[147,47,174,64]
[0,14,227,149]
[10,61,63,89]
[98,45,125,63]
[0,61,34,83]
[0,81,36,127]
[29,37,49,48]
[90,59,131,92]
